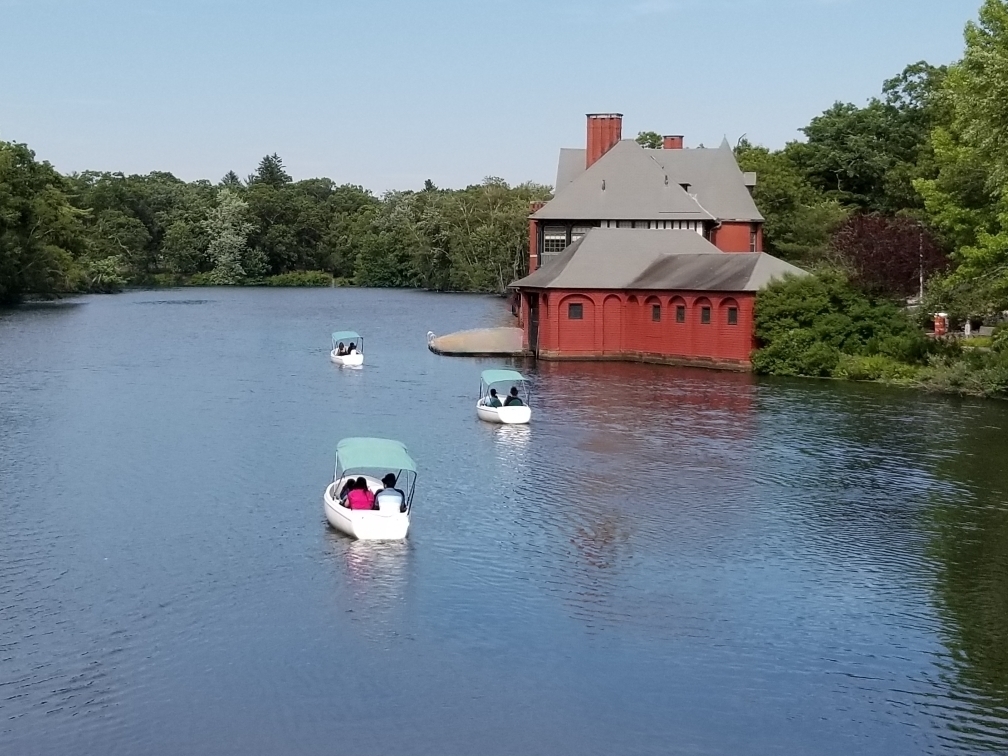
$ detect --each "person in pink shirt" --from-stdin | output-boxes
[346,476,376,510]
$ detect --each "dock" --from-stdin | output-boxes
[427,327,526,357]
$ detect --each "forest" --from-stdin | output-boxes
[0,148,550,305]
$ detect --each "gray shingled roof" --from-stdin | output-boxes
[510,228,805,291]
[548,139,763,223]
[555,148,586,191]
[534,140,714,222]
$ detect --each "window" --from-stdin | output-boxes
[727,307,738,325]
[675,305,685,323]
[651,304,661,322]
[750,228,758,252]
[568,303,583,320]
[701,306,711,324]
[543,226,568,261]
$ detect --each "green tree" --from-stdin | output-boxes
[735,140,847,264]
[785,62,946,213]
[0,142,86,303]
[248,153,292,188]
[635,131,663,149]
[203,188,258,284]
[948,0,1008,187]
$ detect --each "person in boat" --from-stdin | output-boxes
[484,388,502,408]
[504,386,524,406]
[348,342,357,354]
[339,476,356,501]
[375,473,406,512]
[347,476,376,510]
[336,342,347,356]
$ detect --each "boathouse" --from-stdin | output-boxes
[509,113,805,369]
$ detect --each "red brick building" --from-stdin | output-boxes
[510,113,804,369]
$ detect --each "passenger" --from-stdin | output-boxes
[347,476,375,510]
[485,388,502,408]
[504,386,524,406]
[336,342,346,356]
[348,342,357,354]
[375,473,406,512]
[339,476,356,501]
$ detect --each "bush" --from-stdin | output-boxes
[753,270,932,377]
[919,352,1008,397]
[186,272,216,286]
[261,271,333,287]
[834,354,920,382]
[751,328,841,376]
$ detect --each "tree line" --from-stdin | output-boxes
[0,147,550,305]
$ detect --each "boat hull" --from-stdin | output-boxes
[323,481,409,540]
[330,350,364,367]
[476,402,531,425]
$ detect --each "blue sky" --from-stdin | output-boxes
[0,0,980,192]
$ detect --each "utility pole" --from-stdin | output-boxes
[918,227,924,303]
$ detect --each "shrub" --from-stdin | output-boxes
[751,328,841,377]
[753,271,932,377]
[919,352,1008,397]
[834,354,920,382]
[187,272,215,286]
[262,271,333,287]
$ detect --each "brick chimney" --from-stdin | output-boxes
[663,135,684,150]
[586,113,623,168]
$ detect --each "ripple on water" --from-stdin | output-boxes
[1,289,1008,755]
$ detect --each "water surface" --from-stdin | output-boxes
[1,288,1006,755]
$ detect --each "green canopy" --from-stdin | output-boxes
[336,437,416,473]
[481,369,526,387]
[332,331,362,343]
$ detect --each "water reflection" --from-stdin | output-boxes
[323,528,413,637]
[928,412,1008,749]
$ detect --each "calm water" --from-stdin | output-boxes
[1,288,1007,755]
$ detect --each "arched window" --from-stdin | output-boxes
[720,297,739,326]
[695,297,712,325]
[669,296,687,324]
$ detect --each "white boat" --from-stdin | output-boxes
[330,330,364,367]
[476,368,532,425]
[323,437,416,541]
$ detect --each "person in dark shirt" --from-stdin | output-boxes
[485,388,502,408]
[504,386,524,406]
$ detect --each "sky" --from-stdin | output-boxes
[0,0,982,193]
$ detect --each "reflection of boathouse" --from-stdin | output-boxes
[509,113,804,370]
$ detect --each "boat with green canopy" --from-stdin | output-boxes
[330,330,364,367]
[476,368,531,425]
[323,437,417,540]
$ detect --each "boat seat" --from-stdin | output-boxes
[375,489,404,513]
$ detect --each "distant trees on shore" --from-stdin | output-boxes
[0,145,550,305]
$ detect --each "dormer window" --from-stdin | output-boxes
[680,183,691,193]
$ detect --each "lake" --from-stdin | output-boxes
[1,287,1006,755]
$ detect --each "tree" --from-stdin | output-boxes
[220,170,243,189]
[785,62,947,213]
[0,142,86,303]
[831,213,947,298]
[202,188,258,284]
[735,140,847,264]
[917,1,1008,315]
[248,154,292,188]
[635,131,663,149]
[948,0,1008,187]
